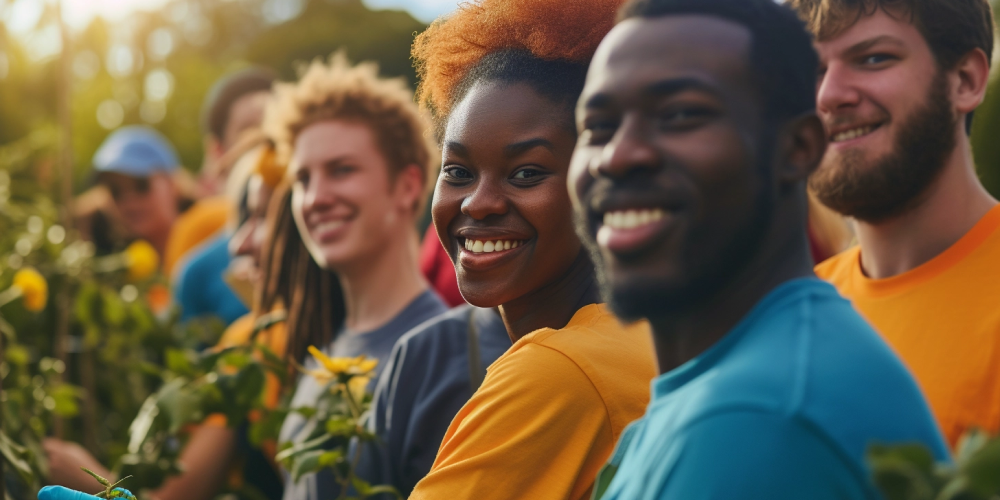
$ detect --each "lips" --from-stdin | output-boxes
[595,206,678,256]
[309,218,350,243]
[827,120,886,144]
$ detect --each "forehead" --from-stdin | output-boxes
[291,120,379,167]
[582,15,754,105]
[445,81,570,142]
[814,8,928,61]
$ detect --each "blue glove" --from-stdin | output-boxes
[38,486,99,500]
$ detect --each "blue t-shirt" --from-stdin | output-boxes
[173,234,248,325]
[280,290,448,500]
[596,278,948,500]
[356,305,512,498]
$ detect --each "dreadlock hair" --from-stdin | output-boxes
[412,0,624,140]
[256,180,344,364]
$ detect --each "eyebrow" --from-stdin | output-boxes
[843,35,906,57]
[504,138,554,158]
[444,141,469,157]
[583,77,721,109]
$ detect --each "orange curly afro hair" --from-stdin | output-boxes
[413,0,624,124]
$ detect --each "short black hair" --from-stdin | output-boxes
[620,0,819,122]
[447,49,588,139]
[201,67,277,140]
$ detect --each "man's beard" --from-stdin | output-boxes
[809,72,957,224]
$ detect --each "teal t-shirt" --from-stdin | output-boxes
[595,278,948,500]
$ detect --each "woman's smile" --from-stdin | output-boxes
[458,237,532,271]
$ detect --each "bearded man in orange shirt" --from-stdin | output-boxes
[790,0,1000,447]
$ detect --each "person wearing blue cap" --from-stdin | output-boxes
[92,125,183,259]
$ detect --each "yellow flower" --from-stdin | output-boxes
[13,268,47,312]
[347,376,371,402]
[307,346,378,377]
[124,240,159,281]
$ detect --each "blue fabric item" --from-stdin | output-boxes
[38,486,99,500]
[173,234,248,325]
[93,126,179,177]
[596,278,949,500]
[280,290,448,500]
[355,305,512,498]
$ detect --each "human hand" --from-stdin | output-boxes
[42,438,112,492]
[38,485,99,500]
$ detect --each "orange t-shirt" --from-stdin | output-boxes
[410,304,656,500]
[163,197,230,278]
[816,204,1000,448]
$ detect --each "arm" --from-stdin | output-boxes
[411,344,612,500]
[42,439,113,493]
[652,412,870,499]
[149,424,236,500]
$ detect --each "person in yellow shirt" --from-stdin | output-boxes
[408,1,656,498]
[790,0,1000,447]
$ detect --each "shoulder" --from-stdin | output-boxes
[215,314,255,349]
[814,245,860,284]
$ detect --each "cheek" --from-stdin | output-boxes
[567,150,594,210]
[431,179,463,258]
[523,182,580,257]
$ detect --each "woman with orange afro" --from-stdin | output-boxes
[397,0,657,498]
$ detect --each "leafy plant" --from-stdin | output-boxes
[80,467,134,500]
[276,348,400,500]
[870,430,1000,500]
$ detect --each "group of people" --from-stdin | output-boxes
[37,0,1000,498]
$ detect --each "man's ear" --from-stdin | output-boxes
[777,113,827,185]
[952,47,990,117]
[393,164,426,214]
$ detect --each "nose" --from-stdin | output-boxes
[593,114,661,180]
[817,62,862,116]
[299,174,336,221]
[229,220,256,258]
[461,174,509,220]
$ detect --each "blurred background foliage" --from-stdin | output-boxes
[0,0,427,190]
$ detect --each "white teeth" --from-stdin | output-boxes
[602,208,667,230]
[314,220,345,233]
[463,239,525,254]
[832,125,876,142]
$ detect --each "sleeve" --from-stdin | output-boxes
[410,343,613,500]
[652,411,870,500]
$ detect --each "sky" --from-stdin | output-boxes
[3,0,461,33]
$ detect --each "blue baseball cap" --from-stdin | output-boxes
[93,126,179,177]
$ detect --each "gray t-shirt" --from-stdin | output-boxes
[280,290,447,500]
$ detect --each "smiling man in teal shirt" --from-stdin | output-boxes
[568,0,949,498]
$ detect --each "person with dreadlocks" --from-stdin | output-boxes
[401,1,656,499]
[263,53,448,500]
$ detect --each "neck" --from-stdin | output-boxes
[854,137,997,279]
[499,249,601,342]
[650,215,814,374]
[337,227,428,333]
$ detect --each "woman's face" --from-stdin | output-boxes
[289,120,414,271]
[230,175,274,276]
[433,81,581,307]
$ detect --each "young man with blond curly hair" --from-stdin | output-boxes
[264,53,449,500]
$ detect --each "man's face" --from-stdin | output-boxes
[810,9,957,222]
[289,120,419,272]
[222,91,269,151]
[570,15,775,321]
[101,172,178,241]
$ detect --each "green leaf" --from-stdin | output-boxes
[0,430,33,480]
[81,466,111,487]
[317,450,342,468]
[101,289,127,327]
[291,449,326,482]
[4,344,28,366]
[275,433,333,463]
